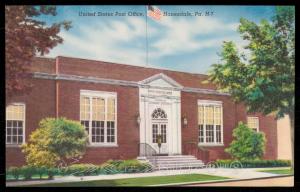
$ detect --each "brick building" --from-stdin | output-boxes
[6,56,278,167]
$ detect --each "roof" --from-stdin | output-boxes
[31,56,217,90]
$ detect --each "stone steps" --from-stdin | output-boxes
[140,155,205,170]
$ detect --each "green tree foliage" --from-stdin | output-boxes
[22,118,88,168]
[207,6,294,166]
[225,122,266,160]
[5,6,71,100]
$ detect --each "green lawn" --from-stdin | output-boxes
[258,168,293,175]
[21,174,229,187]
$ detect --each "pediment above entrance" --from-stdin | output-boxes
[139,73,183,89]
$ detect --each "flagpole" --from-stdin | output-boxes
[145,5,148,67]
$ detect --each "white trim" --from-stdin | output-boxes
[197,100,223,105]
[197,100,224,145]
[80,90,117,146]
[138,73,183,88]
[33,72,230,96]
[198,143,224,147]
[5,103,26,146]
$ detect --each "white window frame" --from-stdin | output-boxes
[197,100,224,146]
[6,103,26,146]
[80,90,118,147]
[247,116,259,132]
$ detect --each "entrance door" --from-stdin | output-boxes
[151,108,168,154]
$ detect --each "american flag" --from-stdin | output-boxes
[147,5,162,20]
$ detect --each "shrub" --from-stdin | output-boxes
[21,118,88,168]
[215,159,291,168]
[35,166,47,179]
[225,122,266,160]
[7,167,21,180]
[47,168,59,179]
[20,166,36,180]
[101,159,153,173]
[117,159,146,173]
[66,164,99,176]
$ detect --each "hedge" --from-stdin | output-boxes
[6,159,153,180]
[215,159,291,168]
[7,166,59,180]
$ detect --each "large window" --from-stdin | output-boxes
[247,117,259,132]
[80,90,117,146]
[198,100,223,145]
[6,103,25,145]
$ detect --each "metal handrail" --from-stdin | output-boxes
[139,143,158,168]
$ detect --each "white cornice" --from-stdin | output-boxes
[33,72,230,96]
[138,73,183,88]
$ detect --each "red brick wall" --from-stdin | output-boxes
[5,57,278,167]
[181,92,278,162]
[57,80,140,164]
[181,92,238,162]
[6,78,56,167]
[247,113,278,159]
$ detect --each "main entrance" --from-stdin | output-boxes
[139,73,182,156]
[151,108,168,154]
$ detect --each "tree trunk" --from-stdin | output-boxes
[289,114,294,170]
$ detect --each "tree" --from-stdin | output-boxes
[207,6,294,167]
[22,118,88,168]
[225,122,266,160]
[5,6,71,100]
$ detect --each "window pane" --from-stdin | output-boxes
[161,124,167,143]
[107,98,115,121]
[152,124,158,143]
[6,104,24,121]
[247,117,259,132]
[92,120,105,143]
[92,97,105,121]
[80,96,90,120]
[199,125,204,143]
[206,125,214,143]
[198,105,204,125]
[7,136,11,143]
[216,125,221,143]
[107,121,115,143]
[214,106,221,125]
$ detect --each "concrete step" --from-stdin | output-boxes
[140,155,205,170]
[155,162,205,167]
[149,158,200,162]
[155,164,205,170]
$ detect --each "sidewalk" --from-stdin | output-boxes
[6,167,291,187]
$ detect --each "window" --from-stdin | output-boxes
[80,90,117,146]
[198,100,223,145]
[247,117,259,132]
[6,103,25,145]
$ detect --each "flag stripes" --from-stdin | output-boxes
[147,5,162,20]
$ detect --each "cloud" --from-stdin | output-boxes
[48,16,157,66]
[149,16,240,57]
[47,12,243,71]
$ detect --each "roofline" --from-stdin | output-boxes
[36,55,209,77]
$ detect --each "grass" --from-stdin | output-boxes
[258,168,293,175]
[20,174,230,187]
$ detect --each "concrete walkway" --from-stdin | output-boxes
[6,167,291,187]
[184,176,294,187]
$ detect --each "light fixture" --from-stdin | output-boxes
[183,116,188,127]
[136,114,141,125]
